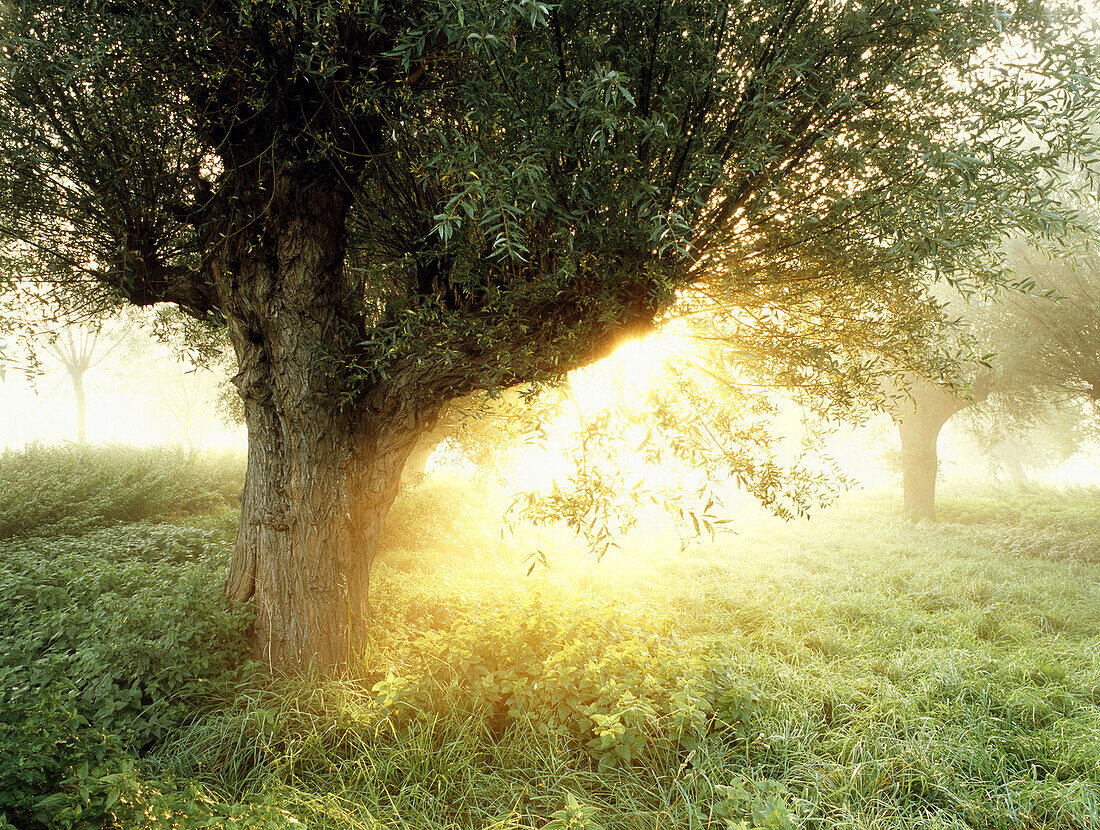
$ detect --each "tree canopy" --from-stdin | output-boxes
[2,0,1098,667]
[3,0,1096,362]
[988,235,1100,412]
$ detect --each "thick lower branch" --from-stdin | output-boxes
[107,257,219,320]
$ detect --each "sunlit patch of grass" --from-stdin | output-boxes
[143,484,1100,827]
[369,481,1100,828]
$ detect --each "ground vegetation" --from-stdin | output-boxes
[2,0,1098,666]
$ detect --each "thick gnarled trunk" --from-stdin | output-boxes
[208,161,652,670]
[215,171,434,670]
[224,395,423,668]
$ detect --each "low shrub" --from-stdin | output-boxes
[0,680,122,828]
[0,522,251,748]
[379,476,499,557]
[372,595,760,769]
[0,681,294,829]
[0,444,244,538]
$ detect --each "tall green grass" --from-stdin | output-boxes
[3,461,1099,829]
[146,483,1100,830]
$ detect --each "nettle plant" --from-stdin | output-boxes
[372,597,760,768]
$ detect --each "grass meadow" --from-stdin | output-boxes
[1,445,1098,829]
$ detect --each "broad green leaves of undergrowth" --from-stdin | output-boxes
[373,594,761,769]
[0,517,253,828]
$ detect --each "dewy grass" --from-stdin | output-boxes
[4,471,1100,828]
[145,485,1100,828]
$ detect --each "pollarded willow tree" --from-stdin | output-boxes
[1,0,1097,668]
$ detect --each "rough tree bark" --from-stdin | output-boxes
[224,397,431,668]
[215,170,440,668]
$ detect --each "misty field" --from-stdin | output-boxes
[1,446,1099,829]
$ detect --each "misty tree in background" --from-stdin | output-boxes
[125,307,240,448]
[39,321,136,444]
[892,371,992,521]
[0,311,141,444]
[1,0,1097,668]
[43,324,98,444]
[964,235,1100,476]
[961,403,1088,483]
[890,214,1100,519]
[154,363,218,450]
[7,307,235,447]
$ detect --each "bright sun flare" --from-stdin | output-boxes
[503,327,693,494]
[566,328,687,414]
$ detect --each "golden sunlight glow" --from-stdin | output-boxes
[499,324,1100,509]
[502,325,705,504]
[500,331,676,496]
[567,328,687,413]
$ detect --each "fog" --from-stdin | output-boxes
[2,326,1096,504]
[0,346,244,451]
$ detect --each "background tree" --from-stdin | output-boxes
[892,371,992,521]
[39,320,134,444]
[988,238,1100,413]
[152,362,219,450]
[1,0,1097,668]
[130,308,240,449]
[964,235,1100,481]
[889,213,1100,520]
[961,403,1090,484]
